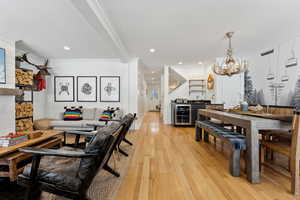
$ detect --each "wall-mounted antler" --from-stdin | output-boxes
[21,53,51,76]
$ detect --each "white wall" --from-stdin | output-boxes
[45,59,129,119]
[128,58,138,117]
[215,73,244,108]
[146,83,160,111]
[171,64,216,100]
[137,60,147,124]
[160,73,164,119]
[127,58,147,128]
[42,58,144,129]
[162,64,244,124]
[163,66,169,124]
[163,64,214,124]
[0,36,15,136]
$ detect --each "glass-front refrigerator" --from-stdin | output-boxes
[174,104,191,125]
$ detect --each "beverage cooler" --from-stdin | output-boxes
[171,104,192,125]
[171,100,214,126]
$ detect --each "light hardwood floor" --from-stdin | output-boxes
[116,112,300,200]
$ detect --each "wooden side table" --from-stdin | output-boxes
[0,130,64,181]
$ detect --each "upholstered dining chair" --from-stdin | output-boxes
[62,113,135,178]
[260,111,300,195]
[17,122,124,200]
[115,113,136,156]
[65,113,135,177]
[84,113,136,157]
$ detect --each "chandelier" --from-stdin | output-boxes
[212,32,248,76]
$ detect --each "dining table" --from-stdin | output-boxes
[197,109,291,184]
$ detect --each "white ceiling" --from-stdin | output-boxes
[102,0,300,67]
[1,0,300,70]
[0,0,118,59]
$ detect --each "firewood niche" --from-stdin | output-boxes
[15,68,34,132]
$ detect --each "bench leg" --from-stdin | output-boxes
[204,130,209,143]
[214,137,217,148]
[236,126,242,134]
[195,126,202,141]
[230,148,241,177]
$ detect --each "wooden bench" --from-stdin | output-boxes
[195,120,246,177]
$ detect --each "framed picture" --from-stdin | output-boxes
[54,76,74,102]
[77,76,97,102]
[100,76,120,102]
[0,48,6,84]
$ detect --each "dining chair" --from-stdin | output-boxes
[260,110,300,195]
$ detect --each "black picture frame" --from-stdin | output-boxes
[54,76,75,102]
[100,76,120,102]
[77,76,97,102]
[0,48,6,84]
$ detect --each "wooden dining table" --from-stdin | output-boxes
[198,109,291,184]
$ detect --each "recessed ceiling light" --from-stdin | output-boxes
[64,46,71,51]
[198,61,202,64]
[178,62,183,65]
[152,77,155,80]
[149,48,156,53]
[152,71,155,73]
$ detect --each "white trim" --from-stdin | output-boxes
[83,0,130,62]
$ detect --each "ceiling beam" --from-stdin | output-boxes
[70,0,130,62]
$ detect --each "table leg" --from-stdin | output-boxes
[9,160,17,181]
[246,123,260,184]
[195,125,202,141]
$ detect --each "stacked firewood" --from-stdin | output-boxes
[16,118,34,132]
[16,103,33,118]
[15,69,33,85]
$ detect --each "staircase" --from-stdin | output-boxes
[168,68,187,94]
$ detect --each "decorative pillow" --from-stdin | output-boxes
[100,111,113,119]
[33,118,55,130]
[82,108,96,120]
[113,109,123,120]
[64,106,82,121]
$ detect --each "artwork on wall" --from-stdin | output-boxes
[100,76,120,102]
[244,38,300,107]
[77,76,97,102]
[54,76,74,102]
[285,40,298,68]
[0,48,6,84]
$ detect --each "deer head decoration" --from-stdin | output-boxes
[20,53,51,76]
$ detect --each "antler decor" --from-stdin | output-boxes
[19,53,51,76]
[212,32,248,76]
